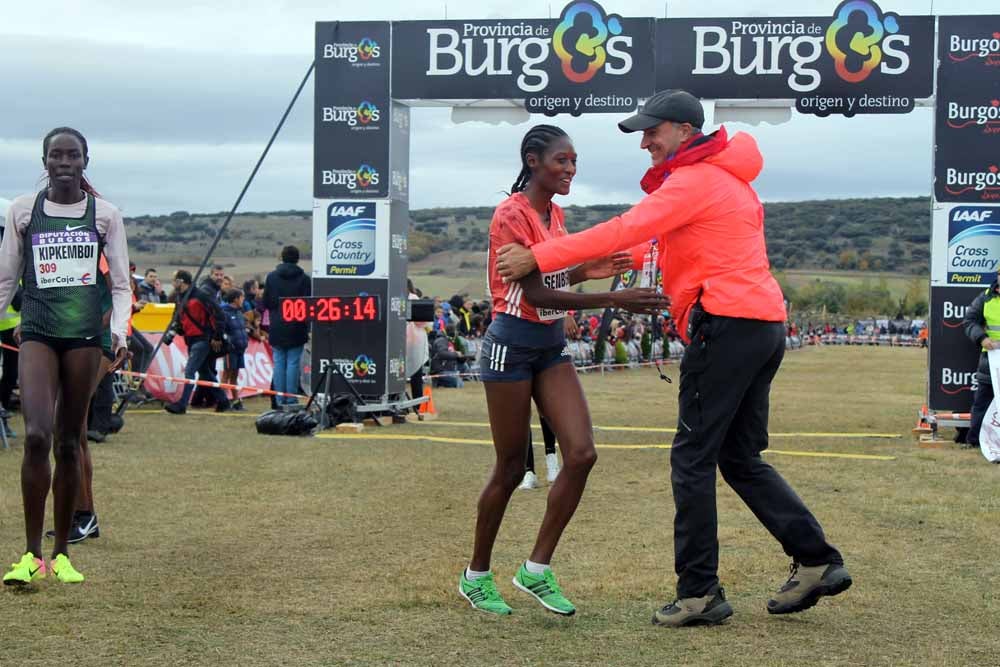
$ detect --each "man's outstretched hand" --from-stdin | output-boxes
[578,251,633,281]
[496,244,538,280]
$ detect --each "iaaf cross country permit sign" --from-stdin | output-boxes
[932,205,1000,286]
[655,0,934,116]
[326,202,377,277]
[391,1,655,115]
[311,199,393,280]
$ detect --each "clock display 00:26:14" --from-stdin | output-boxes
[281,296,379,323]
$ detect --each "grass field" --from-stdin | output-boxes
[1,347,997,666]
[780,269,917,297]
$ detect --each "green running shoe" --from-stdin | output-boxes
[50,554,84,584]
[3,553,47,586]
[459,571,512,615]
[512,563,576,616]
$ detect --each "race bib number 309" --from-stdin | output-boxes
[31,230,99,289]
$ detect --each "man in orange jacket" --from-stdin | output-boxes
[497,89,850,627]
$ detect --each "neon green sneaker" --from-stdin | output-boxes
[512,564,576,616]
[459,570,512,615]
[50,554,84,584]
[3,553,47,586]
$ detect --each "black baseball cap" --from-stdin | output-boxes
[618,89,705,133]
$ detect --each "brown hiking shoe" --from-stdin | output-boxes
[767,562,852,614]
[652,586,734,627]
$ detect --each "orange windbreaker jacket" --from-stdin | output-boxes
[531,130,786,342]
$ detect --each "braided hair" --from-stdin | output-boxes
[42,126,101,198]
[510,124,569,194]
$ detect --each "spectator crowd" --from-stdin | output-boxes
[32,244,926,426]
[406,282,689,391]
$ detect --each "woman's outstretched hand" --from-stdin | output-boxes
[610,289,671,315]
[578,251,634,281]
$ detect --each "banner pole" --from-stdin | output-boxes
[116,59,316,417]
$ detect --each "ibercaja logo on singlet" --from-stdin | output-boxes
[32,228,98,288]
[326,202,376,276]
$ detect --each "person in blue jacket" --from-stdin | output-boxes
[221,289,250,411]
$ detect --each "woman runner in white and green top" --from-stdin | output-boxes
[0,127,131,586]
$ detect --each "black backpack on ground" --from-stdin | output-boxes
[254,409,318,436]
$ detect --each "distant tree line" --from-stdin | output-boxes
[127,196,933,278]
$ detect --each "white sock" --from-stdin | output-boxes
[525,559,550,575]
[465,567,490,581]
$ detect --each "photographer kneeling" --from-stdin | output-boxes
[430,324,467,388]
[163,270,231,414]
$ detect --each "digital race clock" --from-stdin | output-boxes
[279,296,380,323]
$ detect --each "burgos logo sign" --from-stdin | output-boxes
[940,367,977,395]
[945,164,1000,202]
[323,37,382,65]
[552,2,626,84]
[425,0,633,93]
[825,1,903,84]
[353,355,376,378]
[330,355,378,381]
[947,30,1000,65]
[946,99,1000,136]
[326,202,376,276]
[694,0,912,93]
[321,100,382,130]
[320,163,381,192]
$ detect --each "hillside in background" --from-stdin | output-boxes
[126,196,930,277]
[406,196,931,274]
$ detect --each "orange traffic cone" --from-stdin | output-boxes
[419,385,437,419]
[912,405,932,438]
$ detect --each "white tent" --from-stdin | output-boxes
[0,197,10,228]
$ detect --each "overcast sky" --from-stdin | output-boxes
[1,0,994,216]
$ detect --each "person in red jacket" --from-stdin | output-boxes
[163,270,230,414]
[496,90,850,627]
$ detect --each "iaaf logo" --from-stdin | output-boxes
[426,1,633,93]
[946,99,1000,134]
[329,205,368,217]
[321,164,381,191]
[947,31,1000,62]
[945,165,1000,199]
[693,0,912,93]
[321,101,381,128]
[323,37,381,64]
